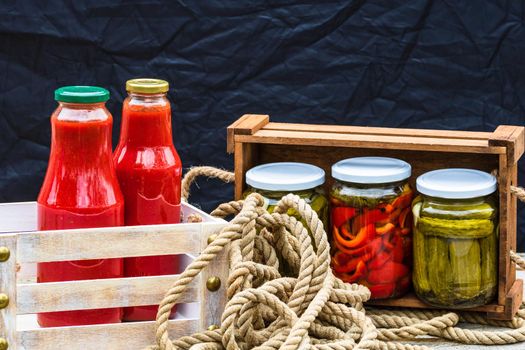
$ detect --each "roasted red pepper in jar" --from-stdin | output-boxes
[330,157,413,299]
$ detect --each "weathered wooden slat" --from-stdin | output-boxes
[18,318,200,350]
[17,274,199,314]
[17,223,203,263]
[236,130,507,154]
[16,254,196,285]
[497,154,513,306]
[0,201,219,234]
[265,121,495,140]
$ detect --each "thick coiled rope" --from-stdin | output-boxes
[147,167,525,350]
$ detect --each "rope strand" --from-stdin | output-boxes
[181,166,235,202]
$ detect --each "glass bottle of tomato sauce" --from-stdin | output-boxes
[114,79,182,321]
[37,86,124,327]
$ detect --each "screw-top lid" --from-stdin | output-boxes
[126,78,169,94]
[55,86,109,103]
[246,162,325,191]
[416,168,497,199]
[332,157,411,184]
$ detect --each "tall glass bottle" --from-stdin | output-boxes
[114,78,182,321]
[37,86,124,327]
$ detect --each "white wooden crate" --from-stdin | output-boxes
[0,202,229,350]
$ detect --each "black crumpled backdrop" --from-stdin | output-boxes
[0,1,524,249]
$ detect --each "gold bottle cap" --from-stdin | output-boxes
[126,78,169,94]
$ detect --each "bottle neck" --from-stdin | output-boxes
[119,92,173,147]
[51,102,114,167]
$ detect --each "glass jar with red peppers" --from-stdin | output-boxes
[330,157,414,299]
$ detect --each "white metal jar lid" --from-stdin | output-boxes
[246,162,325,191]
[331,157,411,184]
[416,168,497,199]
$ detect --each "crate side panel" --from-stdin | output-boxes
[0,235,16,349]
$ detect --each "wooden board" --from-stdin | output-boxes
[17,274,199,314]
[16,223,203,263]
[0,201,218,234]
[235,130,507,154]
[264,122,496,140]
[228,114,525,320]
[18,319,199,350]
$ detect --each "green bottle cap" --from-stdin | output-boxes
[54,86,110,103]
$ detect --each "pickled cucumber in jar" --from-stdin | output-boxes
[413,169,498,308]
[243,162,328,230]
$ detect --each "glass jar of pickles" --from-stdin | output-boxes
[413,169,498,308]
[243,162,328,228]
[330,157,414,299]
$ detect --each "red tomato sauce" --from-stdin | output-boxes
[37,112,124,327]
[115,99,182,321]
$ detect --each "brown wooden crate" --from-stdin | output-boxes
[228,114,525,320]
